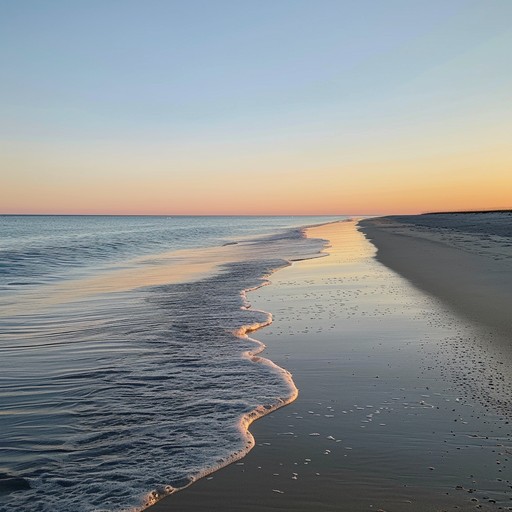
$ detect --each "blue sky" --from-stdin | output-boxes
[1,0,511,213]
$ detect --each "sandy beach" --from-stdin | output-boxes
[3,3,512,510]
[360,213,512,338]
[148,218,512,511]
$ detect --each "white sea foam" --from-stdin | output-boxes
[138,273,300,511]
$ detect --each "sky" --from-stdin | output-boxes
[1,0,511,215]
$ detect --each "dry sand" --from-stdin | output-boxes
[359,213,512,338]
[147,219,512,512]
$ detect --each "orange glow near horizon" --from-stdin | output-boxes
[2,187,510,216]
[2,92,511,217]
[2,141,511,216]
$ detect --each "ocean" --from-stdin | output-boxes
[0,215,341,512]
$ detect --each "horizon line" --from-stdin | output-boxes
[1,208,511,217]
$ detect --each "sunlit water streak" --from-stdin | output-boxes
[0,216,340,511]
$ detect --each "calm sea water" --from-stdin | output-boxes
[0,215,341,512]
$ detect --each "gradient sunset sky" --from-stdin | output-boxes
[1,0,511,215]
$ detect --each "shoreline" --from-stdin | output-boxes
[142,226,335,509]
[142,265,300,510]
[147,219,512,511]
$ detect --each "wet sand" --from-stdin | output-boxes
[148,220,512,512]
